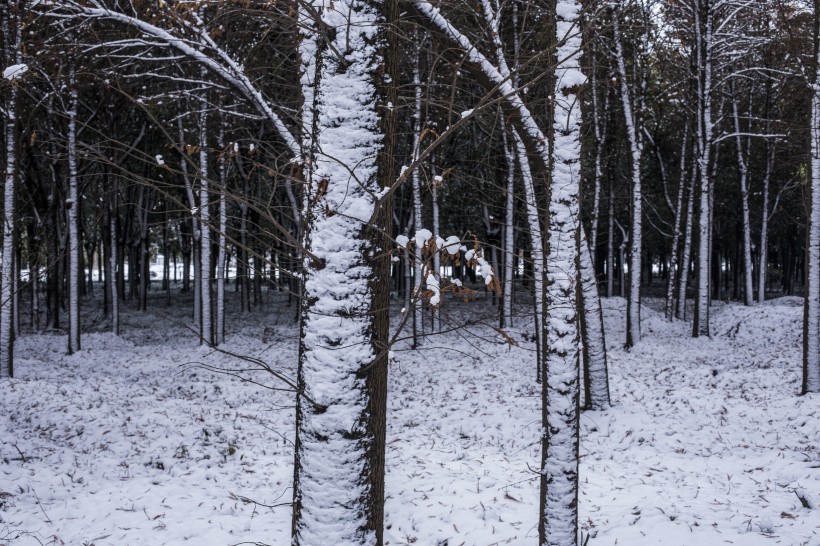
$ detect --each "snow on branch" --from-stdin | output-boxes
[3,64,28,80]
[395,232,498,308]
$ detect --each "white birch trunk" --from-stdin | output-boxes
[731,88,754,306]
[198,100,212,346]
[216,120,227,345]
[0,88,15,374]
[677,165,696,320]
[758,145,773,303]
[411,45,424,346]
[292,1,390,542]
[803,55,820,394]
[540,1,583,543]
[178,119,201,326]
[658,121,689,320]
[514,131,544,373]
[431,169,441,333]
[693,0,713,337]
[665,126,688,320]
[502,126,515,328]
[109,177,119,335]
[589,43,608,261]
[0,2,20,375]
[614,10,642,347]
[67,65,81,355]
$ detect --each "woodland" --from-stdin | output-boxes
[1,0,819,545]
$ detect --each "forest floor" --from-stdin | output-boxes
[0,287,818,546]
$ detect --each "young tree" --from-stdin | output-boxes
[67,62,81,354]
[539,0,584,542]
[803,0,820,395]
[291,0,396,542]
[613,2,644,347]
[0,0,24,377]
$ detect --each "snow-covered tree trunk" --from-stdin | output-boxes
[539,0,583,543]
[803,29,820,394]
[216,119,227,345]
[431,169,441,333]
[67,64,81,355]
[693,0,714,337]
[579,227,610,410]
[411,42,424,347]
[198,98,213,346]
[665,126,688,321]
[731,86,754,306]
[292,0,395,542]
[515,130,544,377]
[502,126,515,328]
[178,119,201,327]
[109,177,119,336]
[589,42,608,262]
[614,9,642,348]
[0,0,21,376]
[677,166,696,319]
[759,144,773,303]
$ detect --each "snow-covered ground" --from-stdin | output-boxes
[1,292,818,545]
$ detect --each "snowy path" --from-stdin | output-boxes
[1,296,818,545]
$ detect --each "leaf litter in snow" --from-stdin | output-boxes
[0,291,818,545]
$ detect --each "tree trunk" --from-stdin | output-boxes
[759,143,773,303]
[67,64,81,354]
[291,0,395,542]
[198,96,213,346]
[803,13,820,394]
[539,2,583,543]
[178,118,201,326]
[665,124,688,320]
[579,227,610,409]
[614,9,642,348]
[731,86,754,306]
[677,165,696,320]
[693,0,714,337]
[589,42,609,265]
[216,117,228,344]
[607,180,615,298]
[515,130,544,383]
[502,124,515,328]
[0,0,21,376]
[410,42,424,347]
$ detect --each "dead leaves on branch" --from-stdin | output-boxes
[395,232,500,309]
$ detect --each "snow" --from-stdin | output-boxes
[1,295,818,545]
[413,228,433,250]
[2,64,27,80]
[426,274,440,307]
[442,235,461,255]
